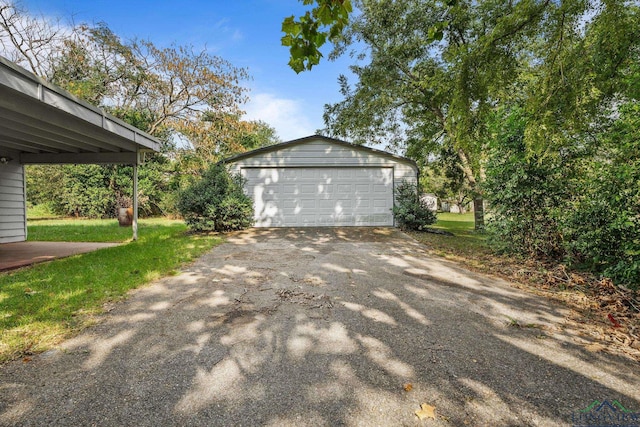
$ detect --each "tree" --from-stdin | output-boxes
[238,120,281,151]
[483,108,572,258]
[281,0,352,73]
[392,180,437,231]
[321,0,552,229]
[318,0,640,231]
[2,3,250,150]
[2,2,256,218]
[0,1,66,76]
[516,0,640,152]
[420,146,473,214]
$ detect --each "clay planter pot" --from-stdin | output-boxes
[117,207,134,227]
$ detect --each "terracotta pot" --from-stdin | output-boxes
[117,207,134,227]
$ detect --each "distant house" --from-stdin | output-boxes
[420,194,438,212]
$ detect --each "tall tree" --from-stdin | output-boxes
[321,0,552,229]
[1,1,256,217]
[317,0,638,230]
[0,0,66,76]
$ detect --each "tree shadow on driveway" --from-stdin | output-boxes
[1,228,638,426]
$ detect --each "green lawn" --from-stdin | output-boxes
[26,203,62,220]
[430,212,480,236]
[28,217,170,242]
[408,212,489,257]
[0,218,222,363]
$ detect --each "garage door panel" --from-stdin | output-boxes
[299,169,317,179]
[336,198,353,207]
[318,183,334,194]
[337,184,353,193]
[283,184,298,194]
[283,200,297,209]
[246,167,394,227]
[357,199,370,208]
[300,199,316,209]
[318,199,337,209]
[297,184,313,194]
[373,199,389,208]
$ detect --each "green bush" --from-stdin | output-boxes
[26,155,173,219]
[177,164,254,232]
[484,105,639,287]
[392,180,437,231]
[484,109,569,259]
[561,103,640,287]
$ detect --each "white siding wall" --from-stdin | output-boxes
[228,138,418,192]
[0,150,26,243]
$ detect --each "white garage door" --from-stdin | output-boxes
[244,167,394,227]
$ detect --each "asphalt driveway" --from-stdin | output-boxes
[1,228,639,426]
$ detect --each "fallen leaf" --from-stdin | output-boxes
[403,383,413,392]
[585,343,605,353]
[608,313,622,328]
[415,403,436,420]
[22,357,32,363]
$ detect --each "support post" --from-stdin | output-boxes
[132,156,139,241]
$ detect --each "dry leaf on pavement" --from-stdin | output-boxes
[415,403,436,420]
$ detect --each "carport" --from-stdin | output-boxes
[0,56,161,244]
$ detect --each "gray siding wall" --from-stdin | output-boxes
[0,149,27,243]
[228,138,418,189]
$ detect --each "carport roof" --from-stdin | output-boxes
[0,56,161,164]
[224,134,419,171]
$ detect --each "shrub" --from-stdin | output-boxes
[484,109,569,258]
[177,164,254,232]
[561,103,640,287]
[392,180,437,231]
[26,156,172,219]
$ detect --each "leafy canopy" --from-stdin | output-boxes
[282,0,352,73]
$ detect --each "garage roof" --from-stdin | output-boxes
[224,135,418,170]
[0,56,160,164]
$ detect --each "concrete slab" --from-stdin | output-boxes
[0,241,120,271]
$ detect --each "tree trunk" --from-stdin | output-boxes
[473,198,485,230]
[456,148,485,230]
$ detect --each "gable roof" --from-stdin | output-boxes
[0,55,160,165]
[223,135,418,171]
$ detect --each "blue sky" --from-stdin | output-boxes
[21,0,357,141]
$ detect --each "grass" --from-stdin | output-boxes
[0,218,222,363]
[26,203,62,220]
[409,212,490,258]
[28,217,169,242]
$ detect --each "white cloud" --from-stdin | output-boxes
[243,93,319,141]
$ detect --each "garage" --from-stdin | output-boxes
[225,136,418,227]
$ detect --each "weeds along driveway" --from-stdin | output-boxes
[1,228,639,426]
